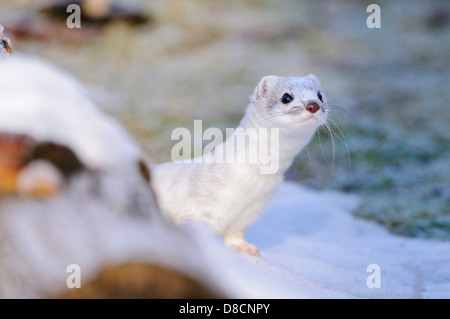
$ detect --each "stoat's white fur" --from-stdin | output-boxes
[152,75,328,255]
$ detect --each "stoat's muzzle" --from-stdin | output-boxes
[305,102,321,114]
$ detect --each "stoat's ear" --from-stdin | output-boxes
[253,75,279,101]
[307,74,320,85]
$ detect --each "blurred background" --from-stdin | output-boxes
[1,0,449,239]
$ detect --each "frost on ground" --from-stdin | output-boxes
[242,182,450,299]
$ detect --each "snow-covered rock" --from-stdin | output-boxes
[0,56,294,298]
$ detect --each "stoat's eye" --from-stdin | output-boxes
[317,91,323,103]
[281,93,293,104]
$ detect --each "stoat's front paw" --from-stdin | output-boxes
[228,242,260,256]
[233,243,260,256]
[224,236,261,256]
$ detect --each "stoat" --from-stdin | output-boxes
[152,75,328,256]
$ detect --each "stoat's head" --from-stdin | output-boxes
[249,75,328,131]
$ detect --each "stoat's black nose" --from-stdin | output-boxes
[306,102,320,114]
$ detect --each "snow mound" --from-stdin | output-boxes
[0,56,140,170]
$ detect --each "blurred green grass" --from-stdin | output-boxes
[3,0,449,239]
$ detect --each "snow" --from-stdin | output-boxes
[241,181,450,298]
[0,56,448,299]
[0,56,140,171]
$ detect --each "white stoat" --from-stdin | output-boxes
[152,75,328,255]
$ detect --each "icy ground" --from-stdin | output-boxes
[242,182,450,299]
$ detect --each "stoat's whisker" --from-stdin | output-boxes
[323,114,351,170]
[324,103,348,116]
[324,122,336,174]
